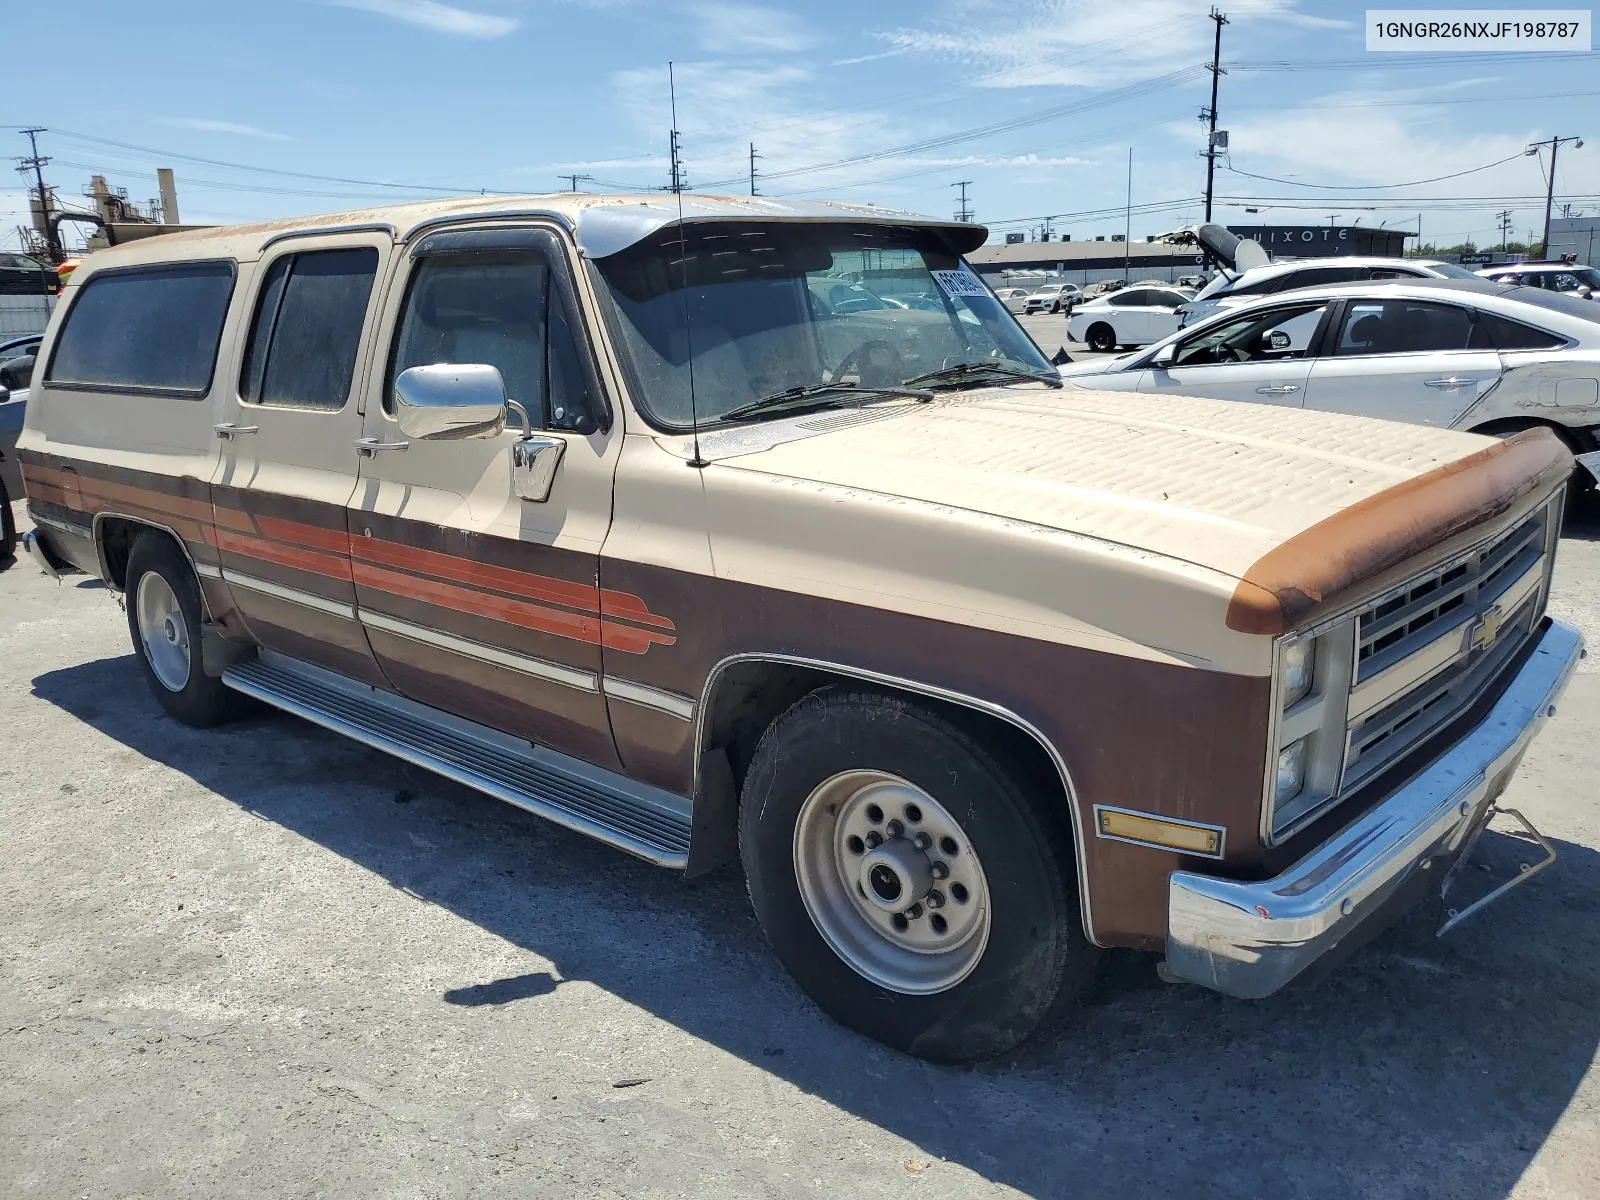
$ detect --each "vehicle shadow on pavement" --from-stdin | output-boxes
[32,654,1600,1200]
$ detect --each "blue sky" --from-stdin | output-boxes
[4,0,1596,253]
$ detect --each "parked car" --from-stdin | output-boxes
[1058,277,1600,479]
[1023,282,1079,313]
[1477,261,1600,299]
[0,333,42,393]
[993,286,1032,314]
[1178,257,1480,328]
[19,196,1583,1063]
[1066,284,1196,351]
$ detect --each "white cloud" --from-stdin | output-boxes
[693,3,815,54]
[882,0,1335,88]
[324,0,519,38]
[161,118,295,141]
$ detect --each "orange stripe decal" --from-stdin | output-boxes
[353,535,599,613]
[354,561,602,643]
[214,528,354,581]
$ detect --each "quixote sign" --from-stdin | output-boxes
[1226,225,1410,259]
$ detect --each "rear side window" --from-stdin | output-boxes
[46,261,234,395]
[1285,266,1360,288]
[1334,300,1476,355]
[1476,312,1568,351]
[240,248,379,411]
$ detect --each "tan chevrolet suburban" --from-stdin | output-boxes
[18,194,1585,1063]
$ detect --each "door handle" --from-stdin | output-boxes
[354,436,410,456]
[1255,384,1301,395]
[213,422,259,439]
[1423,377,1478,389]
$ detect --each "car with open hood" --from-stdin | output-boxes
[18,194,1583,1063]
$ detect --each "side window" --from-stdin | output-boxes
[389,250,593,432]
[1476,312,1568,351]
[1333,300,1474,356]
[240,247,378,411]
[45,261,234,395]
[1172,302,1330,367]
[1285,267,1359,289]
[1108,290,1149,307]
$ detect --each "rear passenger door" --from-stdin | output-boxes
[1301,298,1503,425]
[346,225,624,771]
[210,233,391,685]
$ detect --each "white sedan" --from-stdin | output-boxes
[1065,285,1195,352]
[993,286,1032,314]
[1056,278,1600,479]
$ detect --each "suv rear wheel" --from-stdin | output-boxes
[126,533,242,727]
[739,687,1095,1063]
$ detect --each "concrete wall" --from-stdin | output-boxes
[1548,218,1600,263]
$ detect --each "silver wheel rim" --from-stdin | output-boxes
[793,770,991,996]
[136,571,191,692]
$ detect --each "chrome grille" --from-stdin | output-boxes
[1344,507,1551,788]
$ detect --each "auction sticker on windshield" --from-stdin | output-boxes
[930,269,988,297]
[1367,9,1590,50]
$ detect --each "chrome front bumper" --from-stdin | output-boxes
[1166,618,1584,999]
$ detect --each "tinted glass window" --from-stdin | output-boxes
[1173,302,1330,366]
[1476,312,1567,350]
[1286,267,1360,288]
[1109,290,1150,306]
[1334,300,1475,355]
[240,248,378,411]
[390,250,593,432]
[46,262,233,394]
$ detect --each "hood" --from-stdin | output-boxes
[705,386,1493,582]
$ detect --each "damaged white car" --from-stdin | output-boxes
[1056,278,1600,484]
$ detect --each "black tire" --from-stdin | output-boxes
[739,687,1096,1063]
[125,533,241,727]
[1086,323,1117,353]
[0,479,15,560]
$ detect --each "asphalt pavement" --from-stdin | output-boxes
[2,492,1599,1198]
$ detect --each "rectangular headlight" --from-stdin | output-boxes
[1280,637,1315,709]
[1276,738,1307,804]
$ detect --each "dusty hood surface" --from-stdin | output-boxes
[703,386,1493,581]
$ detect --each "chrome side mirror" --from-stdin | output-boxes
[393,363,509,440]
[1150,342,1177,368]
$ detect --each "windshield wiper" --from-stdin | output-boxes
[721,383,933,422]
[901,362,1062,390]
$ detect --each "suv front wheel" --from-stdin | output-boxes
[739,687,1095,1063]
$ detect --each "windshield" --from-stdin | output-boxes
[592,222,1055,429]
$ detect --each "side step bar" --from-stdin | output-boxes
[223,651,693,868]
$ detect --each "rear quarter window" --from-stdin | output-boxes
[45,261,235,396]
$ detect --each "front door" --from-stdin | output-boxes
[1138,299,1331,406]
[210,232,392,685]
[347,225,624,770]
[1302,297,1503,425]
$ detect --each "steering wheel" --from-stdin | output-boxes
[827,340,906,388]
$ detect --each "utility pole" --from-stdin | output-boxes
[952,180,973,223]
[1201,8,1228,222]
[559,173,593,192]
[749,143,761,196]
[17,127,58,262]
[1497,209,1513,252]
[1123,148,1133,282]
[667,62,686,195]
[1528,135,1583,256]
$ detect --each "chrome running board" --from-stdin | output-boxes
[223,650,692,867]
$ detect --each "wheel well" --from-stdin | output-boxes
[96,517,187,592]
[696,660,1078,858]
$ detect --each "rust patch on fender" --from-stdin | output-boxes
[1226,428,1572,636]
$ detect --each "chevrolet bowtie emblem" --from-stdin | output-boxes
[1468,605,1506,652]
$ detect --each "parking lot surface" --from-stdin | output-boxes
[3,500,1599,1199]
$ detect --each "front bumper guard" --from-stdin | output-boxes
[1166,618,1584,999]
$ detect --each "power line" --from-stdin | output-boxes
[1223,151,1529,191]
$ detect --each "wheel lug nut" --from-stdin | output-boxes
[913,832,932,851]
[886,819,904,838]
[906,903,923,920]
[930,861,948,880]
[926,890,944,910]
[865,831,883,849]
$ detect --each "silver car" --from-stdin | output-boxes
[1057,278,1600,481]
